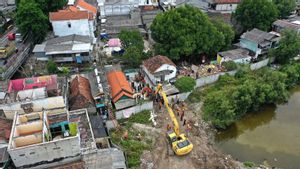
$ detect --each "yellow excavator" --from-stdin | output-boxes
[155,84,193,156]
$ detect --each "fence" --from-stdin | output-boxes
[115,101,153,120]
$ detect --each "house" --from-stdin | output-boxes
[207,0,241,13]
[49,10,95,38]
[273,19,300,34]
[0,75,68,119]
[7,109,96,169]
[142,55,177,85]
[102,9,145,37]
[98,0,158,17]
[75,0,97,17]
[33,34,94,63]
[106,70,135,110]
[69,75,96,113]
[217,48,252,64]
[237,28,280,58]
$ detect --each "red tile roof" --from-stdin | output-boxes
[49,10,93,21]
[69,75,94,110]
[106,71,133,103]
[76,0,97,16]
[0,118,12,141]
[143,55,176,74]
[213,0,240,4]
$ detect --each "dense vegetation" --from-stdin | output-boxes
[16,0,66,43]
[150,5,234,60]
[200,62,300,129]
[269,30,300,64]
[175,76,196,92]
[222,61,238,71]
[118,29,151,68]
[111,110,153,168]
[233,0,278,31]
[273,0,296,19]
[46,60,58,73]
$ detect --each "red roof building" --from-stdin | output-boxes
[49,10,93,21]
[106,71,133,103]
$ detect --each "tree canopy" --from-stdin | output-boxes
[118,29,149,68]
[269,30,300,64]
[16,0,49,43]
[119,29,144,52]
[273,0,296,19]
[174,76,196,92]
[233,0,278,31]
[35,0,66,15]
[150,5,234,61]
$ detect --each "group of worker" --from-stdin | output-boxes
[166,96,192,136]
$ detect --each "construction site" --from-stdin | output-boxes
[110,84,244,169]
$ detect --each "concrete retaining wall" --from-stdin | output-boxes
[115,101,153,120]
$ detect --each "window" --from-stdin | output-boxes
[19,154,25,157]
[68,22,71,28]
[53,147,61,150]
[29,152,35,155]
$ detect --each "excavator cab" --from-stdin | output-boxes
[166,130,193,155]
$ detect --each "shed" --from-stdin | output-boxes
[217,48,252,64]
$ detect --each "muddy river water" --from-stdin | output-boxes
[214,87,300,169]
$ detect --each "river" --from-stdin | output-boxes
[214,86,300,169]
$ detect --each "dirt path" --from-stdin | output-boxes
[140,102,243,169]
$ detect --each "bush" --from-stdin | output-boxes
[203,67,289,129]
[175,76,196,92]
[222,60,237,71]
[243,161,255,167]
[47,60,58,73]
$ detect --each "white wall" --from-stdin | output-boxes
[222,56,252,64]
[215,4,237,11]
[51,19,95,38]
[155,64,177,81]
[8,136,81,168]
[143,64,177,85]
[0,96,66,119]
[115,101,153,119]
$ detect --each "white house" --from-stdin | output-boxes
[208,0,241,13]
[142,55,177,85]
[217,48,252,64]
[49,10,95,38]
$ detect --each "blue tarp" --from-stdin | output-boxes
[96,103,105,108]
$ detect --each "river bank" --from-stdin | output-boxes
[214,86,300,169]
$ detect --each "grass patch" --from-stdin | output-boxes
[112,110,153,168]
[119,110,151,125]
[243,161,255,167]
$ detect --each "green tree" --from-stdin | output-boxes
[47,60,58,73]
[233,0,278,31]
[174,76,196,92]
[35,0,67,15]
[273,0,296,19]
[150,5,224,60]
[118,29,144,52]
[222,61,237,71]
[16,0,49,43]
[211,19,235,50]
[122,46,143,68]
[269,30,300,64]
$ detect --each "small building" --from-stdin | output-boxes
[33,34,94,63]
[217,48,252,64]
[106,71,135,110]
[69,75,96,113]
[49,10,96,38]
[272,19,300,34]
[0,75,68,119]
[238,28,280,58]
[142,55,177,85]
[207,0,240,13]
[7,109,96,169]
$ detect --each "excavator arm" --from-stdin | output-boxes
[155,84,180,136]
